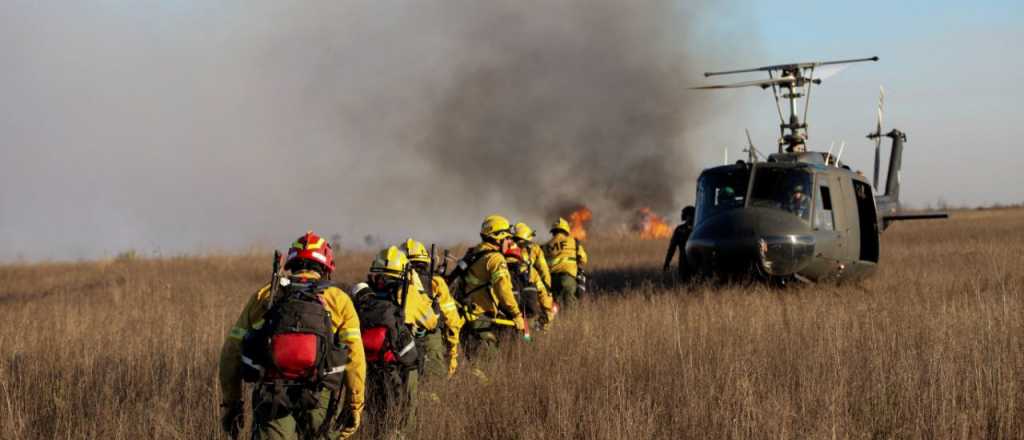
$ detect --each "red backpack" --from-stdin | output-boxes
[353,290,419,368]
[241,280,348,389]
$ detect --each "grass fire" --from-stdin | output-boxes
[2,208,1020,438]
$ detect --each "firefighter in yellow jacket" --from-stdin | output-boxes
[219,231,366,440]
[544,218,589,311]
[362,246,439,432]
[399,239,465,378]
[512,222,556,327]
[452,215,526,355]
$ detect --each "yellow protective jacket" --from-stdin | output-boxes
[430,275,464,374]
[402,270,440,332]
[506,248,554,323]
[218,271,366,419]
[462,242,524,329]
[525,242,552,289]
[544,232,589,277]
[523,243,555,319]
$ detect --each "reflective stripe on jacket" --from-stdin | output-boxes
[217,271,366,419]
[544,233,589,277]
[464,242,524,329]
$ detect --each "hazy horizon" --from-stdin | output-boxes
[2,1,1020,262]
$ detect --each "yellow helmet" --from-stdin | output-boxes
[369,246,409,279]
[513,222,535,241]
[551,217,571,235]
[480,214,512,241]
[399,238,430,264]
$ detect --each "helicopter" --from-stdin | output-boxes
[684,56,947,283]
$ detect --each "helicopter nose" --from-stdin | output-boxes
[685,208,815,276]
[756,234,815,276]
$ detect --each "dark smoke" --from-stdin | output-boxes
[417,1,717,224]
[0,1,744,261]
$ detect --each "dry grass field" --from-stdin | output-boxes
[1,209,1021,439]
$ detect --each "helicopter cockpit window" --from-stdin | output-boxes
[749,167,813,223]
[815,185,835,230]
[695,169,750,224]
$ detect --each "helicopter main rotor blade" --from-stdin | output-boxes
[691,76,797,90]
[704,56,878,77]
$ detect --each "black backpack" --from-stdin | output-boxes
[240,280,349,391]
[507,259,540,319]
[447,248,499,304]
[354,291,420,370]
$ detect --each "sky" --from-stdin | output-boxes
[0,1,1021,261]
[695,0,1024,208]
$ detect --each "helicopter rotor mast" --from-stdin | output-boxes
[697,56,879,154]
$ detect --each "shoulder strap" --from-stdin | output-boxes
[448,248,498,283]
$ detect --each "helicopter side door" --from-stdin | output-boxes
[830,174,861,264]
[804,172,853,278]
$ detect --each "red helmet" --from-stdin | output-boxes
[285,231,335,273]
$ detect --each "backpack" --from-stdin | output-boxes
[507,259,540,319]
[240,280,349,391]
[447,248,499,304]
[355,291,420,370]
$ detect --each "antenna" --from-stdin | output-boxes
[836,141,847,164]
[723,148,729,165]
[695,56,879,154]
[743,129,762,162]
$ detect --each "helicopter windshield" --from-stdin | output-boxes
[695,168,750,224]
[749,167,813,222]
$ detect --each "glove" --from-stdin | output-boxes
[447,356,458,378]
[220,401,243,437]
[338,409,361,439]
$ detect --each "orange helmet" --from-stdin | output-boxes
[285,231,335,273]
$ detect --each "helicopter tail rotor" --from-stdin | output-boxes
[870,86,885,190]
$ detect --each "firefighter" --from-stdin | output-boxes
[360,246,438,433]
[544,218,589,311]
[501,239,540,339]
[512,222,556,328]
[663,206,695,282]
[449,214,526,357]
[219,231,365,440]
[399,239,465,379]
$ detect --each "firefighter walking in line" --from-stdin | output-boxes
[399,239,465,379]
[663,205,695,282]
[448,214,526,357]
[512,222,556,328]
[502,239,541,338]
[218,231,365,440]
[544,218,589,311]
[358,246,438,434]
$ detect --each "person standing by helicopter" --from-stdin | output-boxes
[663,206,695,282]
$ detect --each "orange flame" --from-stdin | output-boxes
[636,207,672,240]
[568,206,592,241]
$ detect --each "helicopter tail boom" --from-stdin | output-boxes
[874,128,949,229]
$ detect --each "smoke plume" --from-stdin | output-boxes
[0,1,743,260]
[417,2,705,222]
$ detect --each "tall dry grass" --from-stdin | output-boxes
[1,209,1021,439]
